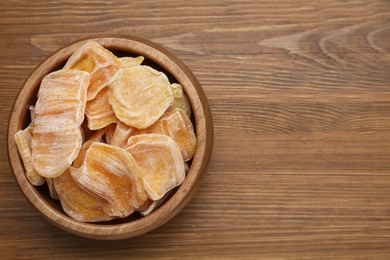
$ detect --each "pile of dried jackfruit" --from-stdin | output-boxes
[14,41,196,222]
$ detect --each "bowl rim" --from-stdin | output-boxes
[7,34,214,240]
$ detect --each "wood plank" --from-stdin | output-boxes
[1,0,390,258]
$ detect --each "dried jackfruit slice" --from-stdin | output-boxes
[32,124,83,178]
[104,123,117,144]
[119,56,144,68]
[54,169,113,222]
[138,191,172,216]
[72,140,93,169]
[14,127,45,186]
[108,66,174,129]
[33,69,90,125]
[72,129,105,168]
[64,41,121,101]
[89,128,106,142]
[31,69,89,178]
[146,108,197,162]
[85,87,118,130]
[124,134,185,200]
[54,134,113,222]
[71,142,147,218]
[167,83,192,118]
[110,121,135,148]
[138,161,190,216]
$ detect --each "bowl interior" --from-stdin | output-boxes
[8,35,213,239]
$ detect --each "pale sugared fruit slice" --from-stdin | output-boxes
[110,121,135,148]
[119,56,144,68]
[70,142,147,218]
[145,108,196,162]
[124,134,185,200]
[108,66,174,129]
[88,128,106,142]
[138,162,190,216]
[32,124,83,178]
[32,69,89,178]
[53,136,114,222]
[33,69,90,125]
[14,126,45,186]
[46,129,105,200]
[104,123,116,144]
[167,83,192,118]
[138,191,172,216]
[85,87,118,130]
[72,129,105,168]
[54,169,114,222]
[64,41,121,101]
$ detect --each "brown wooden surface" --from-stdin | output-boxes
[1,0,390,258]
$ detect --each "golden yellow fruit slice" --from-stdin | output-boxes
[34,69,90,125]
[71,142,147,218]
[104,123,116,144]
[32,69,90,178]
[108,66,174,129]
[119,56,144,68]
[89,128,106,142]
[110,122,135,148]
[54,169,113,222]
[167,83,192,118]
[85,87,118,130]
[124,134,185,200]
[146,108,197,162]
[138,191,172,216]
[72,129,105,169]
[32,124,83,178]
[64,41,121,101]
[14,126,45,186]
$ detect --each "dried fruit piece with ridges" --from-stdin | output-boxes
[64,41,121,101]
[32,69,89,178]
[14,126,45,186]
[110,121,135,148]
[145,108,196,162]
[72,129,105,168]
[32,124,83,178]
[138,191,172,216]
[124,134,185,200]
[119,56,144,68]
[167,83,192,118]
[71,142,147,218]
[33,69,89,125]
[54,169,113,222]
[108,66,174,129]
[104,123,116,144]
[85,87,118,130]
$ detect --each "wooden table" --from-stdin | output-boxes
[1,0,390,258]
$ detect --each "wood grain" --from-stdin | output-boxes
[1,0,390,258]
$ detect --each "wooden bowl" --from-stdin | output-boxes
[7,35,213,240]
